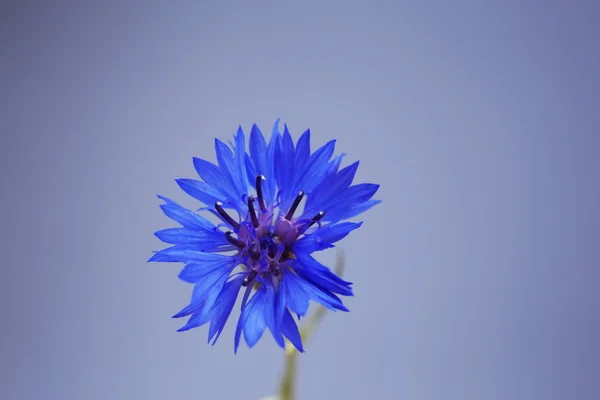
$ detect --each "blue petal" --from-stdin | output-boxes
[157,196,215,231]
[263,127,279,204]
[235,287,268,351]
[281,271,310,317]
[174,263,234,323]
[173,284,218,319]
[177,256,235,283]
[207,275,244,345]
[307,151,346,205]
[176,307,212,332]
[193,157,244,210]
[293,253,354,297]
[154,228,200,244]
[213,128,248,201]
[305,161,359,214]
[233,126,248,196]
[314,221,362,244]
[257,283,285,349]
[244,153,257,188]
[275,126,295,205]
[175,179,223,208]
[283,139,336,210]
[308,287,349,312]
[298,266,353,297]
[250,124,267,175]
[248,124,277,205]
[283,268,349,313]
[294,222,362,252]
[301,139,336,188]
[154,227,226,246]
[281,309,304,352]
[266,285,285,350]
[326,152,345,176]
[234,293,248,351]
[214,138,246,202]
[319,184,380,221]
[325,198,381,222]
[294,129,311,173]
[173,295,212,320]
[342,183,380,204]
[148,245,230,263]
[274,281,287,343]
[234,283,285,352]
[272,119,281,136]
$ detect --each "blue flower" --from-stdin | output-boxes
[149,121,380,352]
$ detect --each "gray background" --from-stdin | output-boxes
[1,1,599,399]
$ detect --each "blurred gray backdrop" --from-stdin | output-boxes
[1,1,599,399]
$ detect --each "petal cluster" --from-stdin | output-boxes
[150,121,380,352]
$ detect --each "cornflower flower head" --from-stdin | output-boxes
[149,121,380,352]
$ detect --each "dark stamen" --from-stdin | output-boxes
[215,201,240,230]
[225,231,245,248]
[250,248,261,260]
[255,175,267,212]
[311,210,326,222]
[285,190,305,220]
[242,270,258,286]
[247,196,259,228]
[301,210,326,233]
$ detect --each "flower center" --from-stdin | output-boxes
[217,175,326,286]
[259,234,279,259]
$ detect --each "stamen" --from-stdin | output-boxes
[255,175,267,212]
[247,196,259,228]
[242,269,258,287]
[311,210,326,223]
[250,248,261,260]
[285,190,305,220]
[300,210,326,233]
[225,231,245,248]
[215,201,241,230]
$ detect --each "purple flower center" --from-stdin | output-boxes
[217,175,325,287]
